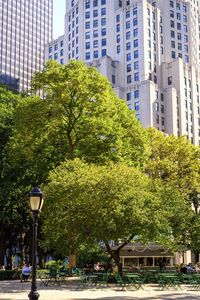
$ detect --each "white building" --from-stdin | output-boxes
[46,0,200,145]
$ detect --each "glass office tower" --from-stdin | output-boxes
[0,0,53,91]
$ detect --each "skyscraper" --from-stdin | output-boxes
[0,0,53,91]
[47,0,200,145]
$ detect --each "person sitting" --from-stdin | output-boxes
[21,264,31,282]
[94,262,101,271]
[187,263,194,273]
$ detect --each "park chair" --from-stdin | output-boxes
[188,274,200,291]
[96,272,110,288]
[114,273,128,290]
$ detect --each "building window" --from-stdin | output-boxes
[93,20,98,27]
[127,64,131,72]
[133,7,137,15]
[134,72,139,81]
[85,11,90,18]
[102,28,106,36]
[127,75,131,84]
[126,21,130,29]
[112,75,115,84]
[133,18,138,26]
[127,92,131,101]
[171,51,176,59]
[168,76,172,85]
[101,18,106,26]
[101,0,106,4]
[177,33,181,40]
[85,22,90,29]
[93,30,98,37]
[134,90,139,98]
[116,14,120,22]
[171,41,175,48]
[85,1,90,9]
[49,47,52,53]
[116,24,120,32]
[126,11,130,18]
[133,28,138,37]
[93,0,98,7]
[126,31,130,40]
[134,101,140,111]
[60,49,64,56]
[117,45,120,53]
[102,38,106,46]
[85,31,90,39]
[101,7,106,15]
[134,61,139,70]
[54,44,58,51]
[93,40,98,48]
[93,50,98,59]
[134,50,139,58]
[85,52,90,60]
[102,49,107,56]
[126,42,131,50]
[93,9,98,17]
[127,53,131,61]
[134,39,138,47]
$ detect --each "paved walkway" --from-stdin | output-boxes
[0,280,200,300]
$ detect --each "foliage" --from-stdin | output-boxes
[45,260,63,270]
[145,128,200,251]
[42,158,191,262]
[77,244,109,267]
[8,60,147,187]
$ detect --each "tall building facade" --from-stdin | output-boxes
[46,0,200,145]
[0,0,53,91]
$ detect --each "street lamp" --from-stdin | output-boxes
[28,187,45,300]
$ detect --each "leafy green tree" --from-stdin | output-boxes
[4,60,148,268]
[145,128,200,256]
[42,158,191,273]
[0,86,31,266]
[8,60,147,186]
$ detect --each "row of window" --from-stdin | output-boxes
[85,0,106,9]
[127,73,139,83]
[86,39,106,49]
[85,28,106,39]
[169,1,187,13]
[49,41,64,53]
[127,90,139,101]
[116,7,137,23]
[85,49,107,60]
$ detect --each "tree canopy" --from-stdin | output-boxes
[8,60,147,187]
[42,158,192,266]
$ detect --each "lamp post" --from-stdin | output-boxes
[28,187,44,300]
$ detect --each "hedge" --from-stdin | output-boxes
[0,270,21,280]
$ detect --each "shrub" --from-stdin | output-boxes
[0,270,21,281]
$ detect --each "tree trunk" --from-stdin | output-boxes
[69,253,76,269]
[105,234,135,277]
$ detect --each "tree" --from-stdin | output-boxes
[0,86,32,266]
[145,128,200,257]
[42,158,191,273]
[8,60,147,186]
[4,60,148,268]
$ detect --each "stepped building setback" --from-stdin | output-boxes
[46,0,200,146]
[0,0,53,91]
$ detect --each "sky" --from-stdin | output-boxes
[53,0,66,38]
